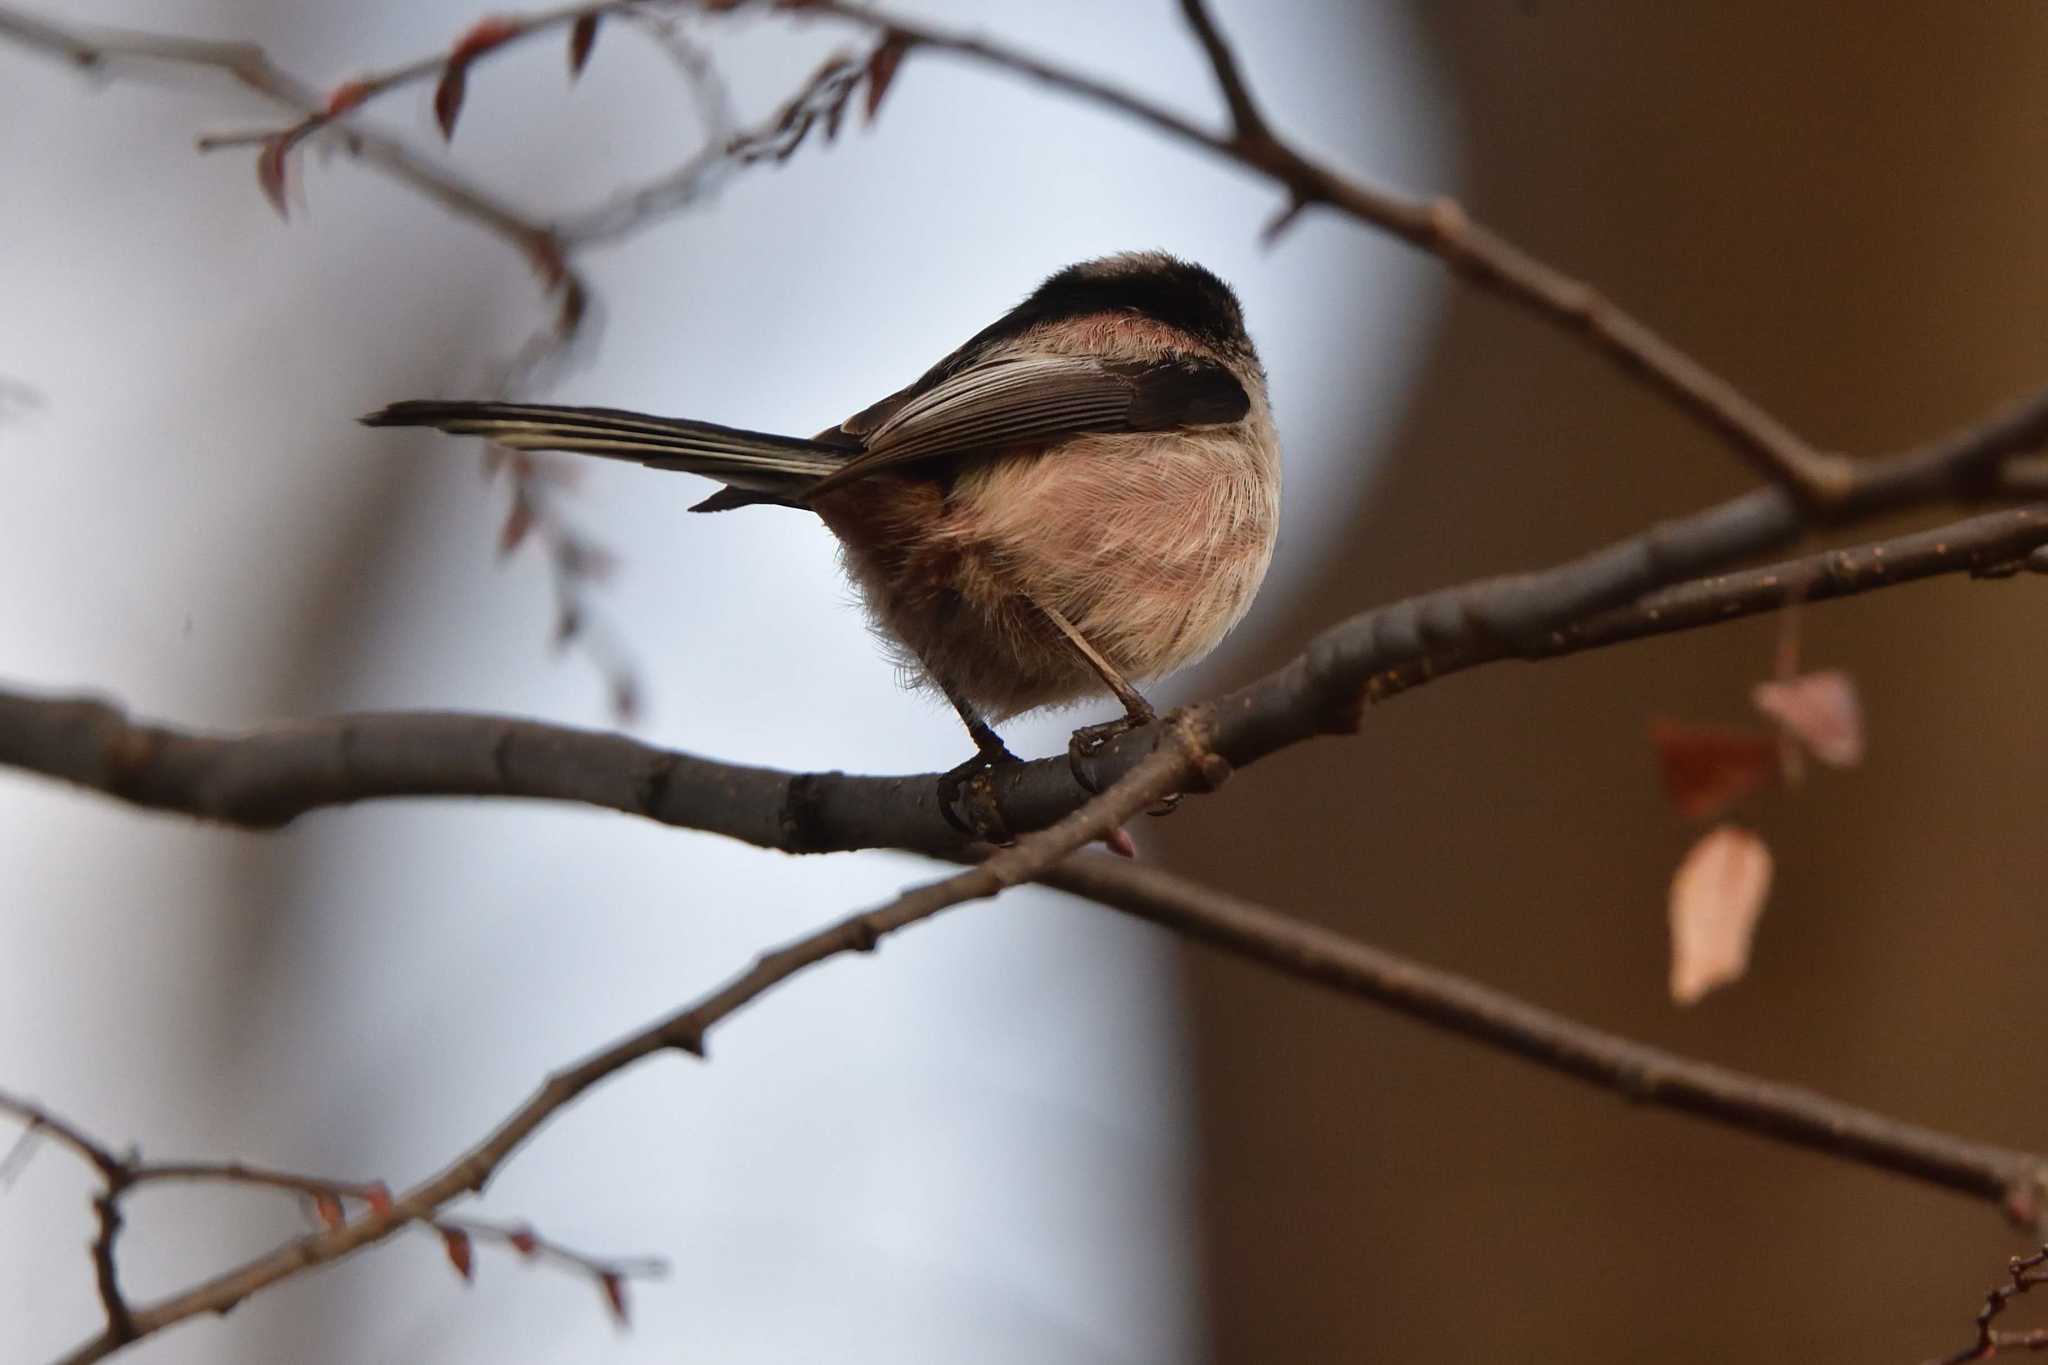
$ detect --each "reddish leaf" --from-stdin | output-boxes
[1752,670,1863,768]
[599,1271,629,1326]
[443,1226,475,1281]
[499,493,536,557]
[1102,826,1138,859]
[312,1193,345,1230]
[434,60,469,140]
[325,78,372,116]
[255,135,291,220]
[364,1182,394,1216]
[864,32,913,123]
[569,15,600,79]
[508,1225,540,1258]
[1648,719,1778,821]
[450,15,522,61]
[1668,825,1774,1005]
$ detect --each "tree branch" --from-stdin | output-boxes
[0,5,582,333]
[0,1088,663,1365]
[1036,858,2048,1221]
[795,0,1853,504]
[6,501,2044,853]
[36,736,1200,1361]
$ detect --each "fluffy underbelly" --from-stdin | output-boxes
[820,432,1277,720]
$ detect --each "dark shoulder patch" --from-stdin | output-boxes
[1116,356,1251,429]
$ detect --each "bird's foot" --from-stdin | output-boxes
[1066,708,1180,818]
[937,740,1023,845]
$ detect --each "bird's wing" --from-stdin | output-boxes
[800,352,1249,500]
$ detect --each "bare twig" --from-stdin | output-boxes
[1177,0,1271,143]
[29,738,1198,1362]
[1924,1246,2048,1365]
[1035,858,2048,1220]
[792,0,1853,504]
[0,1090,660,1365]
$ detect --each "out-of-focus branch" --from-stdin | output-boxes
[795,0,1852,505]
[0,5,582,332]
[6,501,2044,854]
[36,737,1199,1362]
[1035,858,2048,1221]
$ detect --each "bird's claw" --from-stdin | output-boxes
[937,743,1022,844]
[1066,713,1178,817]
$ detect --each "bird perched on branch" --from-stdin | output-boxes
[365,251,1280,837]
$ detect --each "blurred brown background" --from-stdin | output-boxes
[8,4,2048,1362]
[1168,5,2048,1361]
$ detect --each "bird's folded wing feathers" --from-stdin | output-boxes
[800,353,1250,499]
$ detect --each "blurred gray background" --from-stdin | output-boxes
[6,3,2048,1363]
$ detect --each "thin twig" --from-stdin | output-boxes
[1036,857,2048,1219]
[0,1090,660,1365]
[37,737,1201,1361]
[795,0,1854,504]
[1924,1246,2048,1365]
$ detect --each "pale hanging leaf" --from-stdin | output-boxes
[1752,670,1863,768]
[1668,825,1774,1005]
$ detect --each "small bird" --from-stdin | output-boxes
[364,251,1280,833]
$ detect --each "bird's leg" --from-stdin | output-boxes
[935,677,1022,843]
[1025,596,1176,816]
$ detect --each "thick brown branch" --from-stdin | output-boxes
[6,501,2044,853]
[1039,857,2048,1219]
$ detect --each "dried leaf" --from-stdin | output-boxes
[443,1226,475,1281]
[325,78,372,116]
[864,32,912,123]
[1649,719,1778,821]
[508,1225,540,1258]
[1668,825,1774,1005]
[599,1271,629,1326]
[1752,670,1863,768]
[255,135,291,220]
[450,15,522,61]
[433,60,469,140]
[569,15,600,79]
[312,1193,345,1230]
[364,1182,394,1216]
[499,494,536,557]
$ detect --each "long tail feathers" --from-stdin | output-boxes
[362,400,848,509]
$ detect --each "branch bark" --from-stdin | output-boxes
[37,733,1202,1362]
[6,502,2045,853]
[1037,858,2048,1219]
